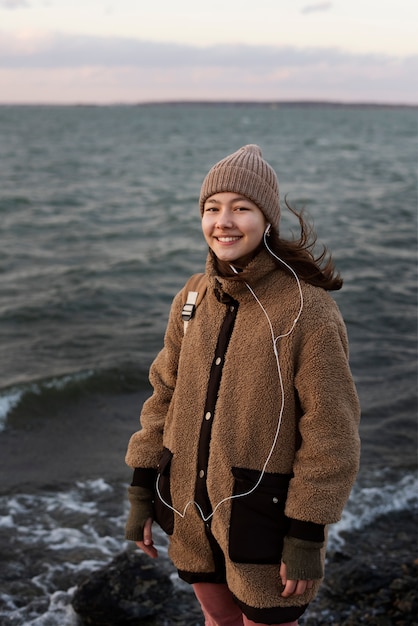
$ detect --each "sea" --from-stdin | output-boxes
[0,103,417,625]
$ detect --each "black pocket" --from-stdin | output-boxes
[154,447,175,535]
[228,467,292,564]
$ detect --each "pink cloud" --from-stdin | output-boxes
[0,33,416,105]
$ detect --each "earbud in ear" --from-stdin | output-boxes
[265,223,271,234]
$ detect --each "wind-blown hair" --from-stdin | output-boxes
[212,198,343,292]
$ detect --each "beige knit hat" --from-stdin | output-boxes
[199,144,280,229]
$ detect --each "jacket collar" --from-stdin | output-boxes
[205,248,279,300]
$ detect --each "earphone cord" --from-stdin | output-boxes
[155,232,304,522]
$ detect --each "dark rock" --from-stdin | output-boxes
[323,559,393,597]
[301,509,418,626]
[72,550,173,625]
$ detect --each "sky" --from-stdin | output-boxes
[0,0,417,105]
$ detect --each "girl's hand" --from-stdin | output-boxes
[279,562,313,597]
[135,517,158,558]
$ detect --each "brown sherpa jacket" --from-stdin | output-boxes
[126,249,361,610]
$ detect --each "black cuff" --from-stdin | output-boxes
[287,517,325,542]
[131,467,158,490]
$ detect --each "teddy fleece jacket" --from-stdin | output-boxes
[125,249,361,610]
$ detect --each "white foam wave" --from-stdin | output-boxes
[0,479,127,626]
[0,514,14,528]
[0,389,22,430]
[328,470,418,549]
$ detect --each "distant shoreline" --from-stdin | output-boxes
[1,101,417,109]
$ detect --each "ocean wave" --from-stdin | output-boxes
[0,371,93,432]
[328,470,418,549]
[0,367,150,431]
[0,391,22,430]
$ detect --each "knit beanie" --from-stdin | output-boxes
[199,144,280,230]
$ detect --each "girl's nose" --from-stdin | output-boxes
[216,210,234,228]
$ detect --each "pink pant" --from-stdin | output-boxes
[193,583,298,626]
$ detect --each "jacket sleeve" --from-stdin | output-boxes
[285,303,361,525]
[125,289,185,469]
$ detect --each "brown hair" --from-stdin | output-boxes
[212,197,343,292]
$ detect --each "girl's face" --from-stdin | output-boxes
[202,192,267,264]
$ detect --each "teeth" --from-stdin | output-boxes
[217,237,240,242]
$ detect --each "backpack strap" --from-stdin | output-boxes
[181,273,207,334]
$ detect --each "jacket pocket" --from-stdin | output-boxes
[228,467,292,564]
[154,447,175,535]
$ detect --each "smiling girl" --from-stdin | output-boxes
[125,145,360,625]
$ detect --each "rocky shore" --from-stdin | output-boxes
[72,508,417,625]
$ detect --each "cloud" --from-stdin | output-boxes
[0,32,416,104]
[0,32,401,69]
[301,2,332,14]
[0,0,29,8]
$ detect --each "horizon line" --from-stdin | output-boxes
[1,99,417,108]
